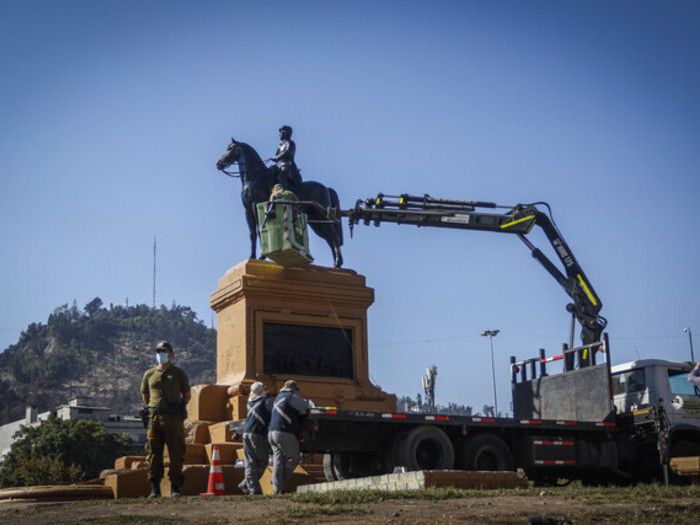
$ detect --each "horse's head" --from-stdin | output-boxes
[216,137,242,172]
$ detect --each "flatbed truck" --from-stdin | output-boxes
[253,192,700,483]
[300,339,700,483]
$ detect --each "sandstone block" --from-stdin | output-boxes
[208,421,234,443]
[185,419,212,444]
[670,456,700,475]
[205,443,241,465]
[104,468,149,499]
[187,384,229,423]
[163,443,207,465]
[259,464,316,495]
[114,456,146,470]
[160,465,245,496]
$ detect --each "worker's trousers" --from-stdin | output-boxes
[146,413,186,487]
[242,432,270,495]
[268,430,300,495]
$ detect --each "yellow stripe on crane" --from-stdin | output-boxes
[576,274,598,306]
[500,214,535,230]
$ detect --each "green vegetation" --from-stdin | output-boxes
[0,415,132,487]
[0,298,216,425]
[291,483,700,505]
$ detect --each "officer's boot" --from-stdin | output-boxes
[147,479,161,499]
[171,482,181,498]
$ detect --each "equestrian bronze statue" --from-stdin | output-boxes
[216,136,344,268]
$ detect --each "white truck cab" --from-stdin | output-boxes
[611,359,700,433]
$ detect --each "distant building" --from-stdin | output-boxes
[0,396,146,459]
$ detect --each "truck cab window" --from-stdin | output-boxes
[667,369,700,397]
[612,369,646,395]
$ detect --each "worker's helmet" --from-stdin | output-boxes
[155,341,173,353]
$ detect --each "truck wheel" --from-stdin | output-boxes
[392,426,454,471]
[456,434,514,471]
[323,453,339,481]
[323,452,382,481]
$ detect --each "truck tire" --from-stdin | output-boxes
[456,433,514,471]
[323,453,339,481]
[392,426,454,471]
[323,452,382,481]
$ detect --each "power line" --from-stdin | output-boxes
[372,330,687,347]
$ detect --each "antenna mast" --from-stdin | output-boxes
[152,236,157,308]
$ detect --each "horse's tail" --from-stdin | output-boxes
[329,187,344,246]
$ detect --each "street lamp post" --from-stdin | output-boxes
[683,327,695,362]
[482,329,500,416]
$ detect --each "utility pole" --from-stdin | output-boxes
[683,327,695,362]
[152,236,157,309]
[482,329,500,416]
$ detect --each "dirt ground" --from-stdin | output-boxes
[1,485,698,524]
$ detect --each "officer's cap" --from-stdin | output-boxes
[279,125,292,133]
[155,341,173,353]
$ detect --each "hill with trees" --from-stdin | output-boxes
[0,298,216,425]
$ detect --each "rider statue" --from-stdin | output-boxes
[271,125,302,189]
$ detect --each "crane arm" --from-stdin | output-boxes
[339,193,607,347]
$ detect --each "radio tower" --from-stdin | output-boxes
[152,236,157,309]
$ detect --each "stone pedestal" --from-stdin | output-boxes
[205,259,395,419]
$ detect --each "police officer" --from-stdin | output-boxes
[239,382,274,495]
[271,125,301,189]
[268,380,314,494]
[140,341,191,498]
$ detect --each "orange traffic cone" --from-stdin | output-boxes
[200,444,226,496]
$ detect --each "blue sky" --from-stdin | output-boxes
[1,1,698,413]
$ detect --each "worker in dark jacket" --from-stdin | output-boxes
[267,380,314,494]
[240,381,274,495]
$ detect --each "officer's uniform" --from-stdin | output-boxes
[140,365,190,490]
[241,395,274,494]
[267,388,313,494]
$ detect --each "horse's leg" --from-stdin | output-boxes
[310,222,343,268]
[245,203,257,260]
[333,243,343,268]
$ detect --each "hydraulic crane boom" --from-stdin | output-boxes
[338,193,607,349]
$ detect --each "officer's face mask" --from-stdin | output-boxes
[156,352,171,365]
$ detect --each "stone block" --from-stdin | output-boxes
[296,469,529,493]
[208,421,234,443]
[670,456,700,475]
[205,443,241,465]
[104,468,149,499]
[259,464,317,495]
[160,465,246,496]
[164,443,207,465]
[114,456,146,470]
[187,385,229,423]
[185,420,212,444]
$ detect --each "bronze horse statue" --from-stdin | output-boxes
[216,138,344,267]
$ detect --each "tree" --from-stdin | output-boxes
[83,297,104,316]
[0,416,132,488]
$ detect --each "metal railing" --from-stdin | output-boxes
[510,332,611,385]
